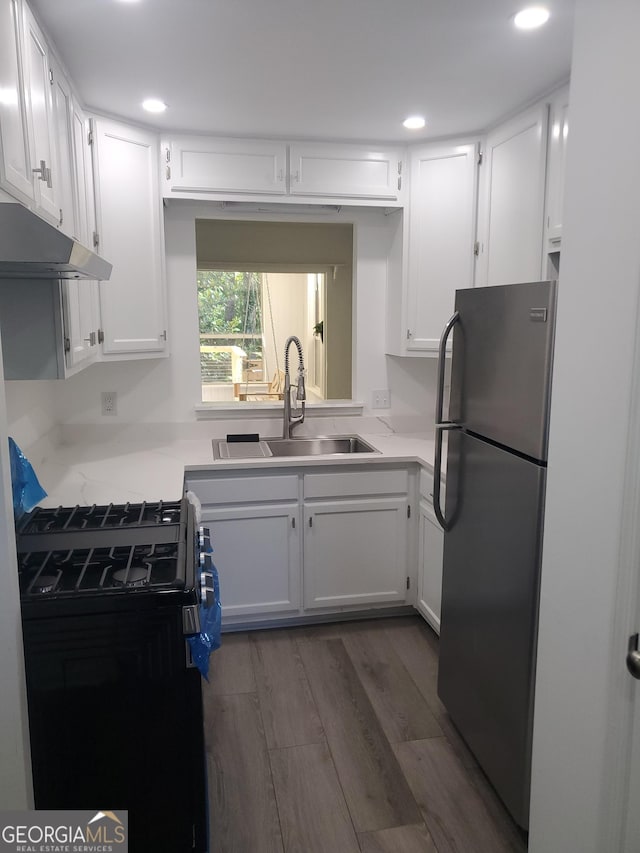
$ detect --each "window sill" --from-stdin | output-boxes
[194,400,365,420]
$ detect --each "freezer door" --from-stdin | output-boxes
[449,280,556,461]
[437,430,546,829]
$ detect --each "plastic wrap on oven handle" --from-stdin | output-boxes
[187,563,221,680]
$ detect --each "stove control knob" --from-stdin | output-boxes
[200,571,215,608]
[199,526,212,552]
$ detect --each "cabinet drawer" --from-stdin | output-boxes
[187,474,298,505]
[304,468,408,499]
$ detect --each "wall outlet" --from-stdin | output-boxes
[372,389,390,409]
[101,391,117,416]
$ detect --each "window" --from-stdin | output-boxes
[195,219,353,405]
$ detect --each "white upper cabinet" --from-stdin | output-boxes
[544,85,570,251]
[289,142,403,201]
[386,140,478,357]
[21,2,59,223]
[93,118,167,357]
[475,103,549,287]
[0,0,33,203]
[71,98,96,246]
[164,136,288,196]
[405,141,478,352]
[49,57,76,237]
[163,136,405,204]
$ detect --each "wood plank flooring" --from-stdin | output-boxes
[202,615,528,853]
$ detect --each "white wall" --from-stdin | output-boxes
[5,380,59,451]
[260,272,307,384]
[529,0,640,850]
[50,202,437,426]
[0,344,33,807]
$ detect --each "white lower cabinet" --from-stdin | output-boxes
[186,464,412,626]
[202,503,301,618]
[303,497,409,609]
[417,499,444,634]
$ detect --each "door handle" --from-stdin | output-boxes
[627,633,640,679]
[433,311,460,532]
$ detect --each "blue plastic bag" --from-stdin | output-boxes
[8,437,47,520]
[187,564,222,680]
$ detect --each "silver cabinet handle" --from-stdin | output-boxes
[32,159,52,188]
[433,311,460,532]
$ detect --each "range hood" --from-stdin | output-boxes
[0,203,112,280]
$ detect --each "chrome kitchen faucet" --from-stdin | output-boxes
[282,335,306,438]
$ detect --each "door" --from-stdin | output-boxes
[417,499,444,634]
[303,497,408,609]
[164,136,287,196]
[450,280,556,460]
[50,59,76,238]
[21,3,58,222]
[476,103,548,287]
[0,0,33,203]
[288,142,402,200]
[624,677,640,848]
[438,429,546,829]
[93,118,167,354]
[406,141,478,352]
[202,504,300,618]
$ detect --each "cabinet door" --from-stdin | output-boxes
[93,118,167,355]
[164,136,287,196]
[50,59,76,238]
[202,504,301,619]
[544,86,570,250]
[289,142,403,201]
[476,103,549,287]
[0,0,33,203]
[62,280,99,370]
[71,99,95,246]
[417,500,444,634]
[406,141,478,352]
[303,497,408,609]
[21,3,58,223]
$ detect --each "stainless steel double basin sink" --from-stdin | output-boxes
[213,435,379,460]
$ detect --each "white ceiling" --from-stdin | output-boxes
[31,0,575,143]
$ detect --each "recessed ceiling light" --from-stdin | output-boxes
[403,116,426,130]
[514,6,550,29]
[142,98,167,113]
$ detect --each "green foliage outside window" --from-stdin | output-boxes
[197,270,262,334]
[197,270,264,384]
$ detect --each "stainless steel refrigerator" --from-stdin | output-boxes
[433,280,557,830]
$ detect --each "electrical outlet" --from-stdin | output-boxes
[372,389,390,409]
[101,391,117,416]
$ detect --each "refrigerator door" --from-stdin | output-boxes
[437,430,546,829]
[449,280,556,461]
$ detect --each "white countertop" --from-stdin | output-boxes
[32,432,438,507]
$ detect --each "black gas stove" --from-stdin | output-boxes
[15,499,203,619]
[16,498,209,853]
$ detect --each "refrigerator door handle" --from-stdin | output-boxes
[434,311,461,532]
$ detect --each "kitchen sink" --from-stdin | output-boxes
[213,435,379,460]
[266,436,378,456]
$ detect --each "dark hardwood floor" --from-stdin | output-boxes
[202,615,528,853]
